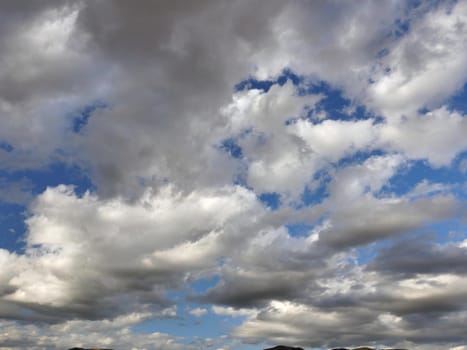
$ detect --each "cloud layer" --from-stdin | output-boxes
[0,1,466,349]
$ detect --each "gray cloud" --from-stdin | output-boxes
[0,0,466,349]
[320,195,460,248]
[368,238,467,277]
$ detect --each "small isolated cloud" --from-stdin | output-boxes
[189,307,208,317]
[211,306,257,318]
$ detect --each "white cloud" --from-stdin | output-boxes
[0,184,264,320]
[368,1,467,117]
[211,306,256,318]
[188,307,208,317]
[0,315,188,350]
[290,118,377,162]
[378,107,467,167]
[220,82,322,197]
[0,1,466,349]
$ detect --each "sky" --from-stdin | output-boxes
[0,1,466,349]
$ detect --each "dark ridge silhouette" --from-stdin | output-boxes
[264,346,304,350]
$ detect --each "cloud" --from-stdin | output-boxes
[0,2,106,169]
[211,306,256,318]
[0,176,34,205]
[0,184,264,321]
[320,194,459,248]
[219,82,323,197]
[378,107,467,167]
[189,307,208,317]
[0,314,188,350]
[367,238,467,277]
[198,226,329,308]
[0,0,466,349]
[233,272,467,348]
[368,1,467,117]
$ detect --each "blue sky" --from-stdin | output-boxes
[0,1,466,350]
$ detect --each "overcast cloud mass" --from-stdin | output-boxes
[0,1,466,349]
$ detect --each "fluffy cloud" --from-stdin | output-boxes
[378,107,467,167]
[368,1,467,117]
[0,184,264,321]
[0,0,466,349]
[0,314,187,350]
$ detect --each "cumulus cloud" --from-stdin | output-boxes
[0,314,187,350]
[189,307,208,317]
[0,184,264,321]
[0,0,466,349]
[368,0,467,117]
[378,107,467,167]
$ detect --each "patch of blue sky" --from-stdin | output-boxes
[299,182,329,208]
[392,17,411,38]
[446,82,467,113]
[276,68,302,86]
[417,106,431,114]
[0,140,14,153]
[258,192,281,210]
[131,304,232,342]
[0,161,94,197]
[335,149,387,169]
[285,223,315,238]
[295,166,335,209]
[306,80,348,106]
[355,244,380,266]
[376,47,390,59]
[234,68,302,93]
[219,138,243,159]
[383,157,467,199]
[428,219,467,244]
[304,81,383,124]
[235,77,276,93]
[0,201,27,253]
[70,101,107,133]
[217,127,256,161]
[190,275,221,294]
